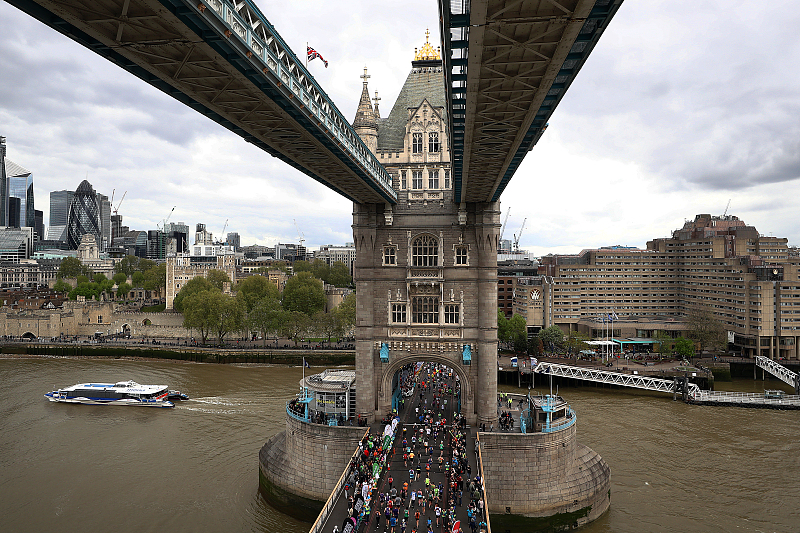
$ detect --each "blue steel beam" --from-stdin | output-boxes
[5,0,397,205]
[439,0,624,204]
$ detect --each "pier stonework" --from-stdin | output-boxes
[480,423,611,530]
[258,411,365,517]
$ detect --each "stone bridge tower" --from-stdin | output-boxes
[352,34,499,426]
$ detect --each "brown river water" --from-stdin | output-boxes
[1,357,798,533]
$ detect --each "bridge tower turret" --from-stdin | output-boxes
[353,67,378,154]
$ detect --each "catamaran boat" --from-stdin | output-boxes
[45,380,174,408]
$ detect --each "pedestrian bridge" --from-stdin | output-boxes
[533,360,702,398]
[755,356,800,393]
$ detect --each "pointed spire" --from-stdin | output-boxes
[353,66,376,131]
[373,90,381,118]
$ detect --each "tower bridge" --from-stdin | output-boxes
[7,0,624,528]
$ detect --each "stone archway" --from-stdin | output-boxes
[378,352,475,423]
[21,332,36,340]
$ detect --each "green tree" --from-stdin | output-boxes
[53,279,72,294]
[173,277,215,312]
[117,282,132,299]
[527,335,544,357]
[653,330,673,360]
[93,273,108,284]
[248,298,285,346]
[112,272,128,286]
[282,271,326,316]
[182,290,218,344]
[143,263,166,295]
[214,293,245,345]
[686,307,726,354]
[206,269,231,291]
[131,271,145,287]
[281,310,312,346]
[312,310,339,344]
[675,336,696,361]
[58,257,90,279]
[333,292,356,337]
[114,255,141,276]
[235,274,280,312]
[508,314,527,352]
[292,260,312,274]
[539,325,564,353]
[328,261,352,287]
[497,310,510,346]
[311,259,331,283]
[564,330,590,358]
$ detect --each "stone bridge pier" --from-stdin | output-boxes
[353,198,500,426]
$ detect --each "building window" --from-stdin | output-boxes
[455,247,468,265]
[401,170,407,189]
[412,296,439,324]
[412,235,438,267]
[383,246,397,266]
[392,303,407,323]
[428,170,439,189]
[412,170,423,190]
[444,170,450,189]
[428,131,439,153]
[444,304,459,324]
[412,132,423,153]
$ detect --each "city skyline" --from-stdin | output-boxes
[0,0,798,253]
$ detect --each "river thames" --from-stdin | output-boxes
[2,356,798,533]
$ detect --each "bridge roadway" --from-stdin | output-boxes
[7,0,396,205]
[313,363,489,533]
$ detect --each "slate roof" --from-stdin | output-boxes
[377,65,447,151]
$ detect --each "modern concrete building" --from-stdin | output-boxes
[314,243,356,276]
[516,214,800,359]
[225,232,240,251]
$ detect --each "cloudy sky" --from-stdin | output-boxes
[1,0,799,254]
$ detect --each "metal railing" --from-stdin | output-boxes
[533,361,701,399]
[193,0,395,200]
[308,428,370,533]
[755,356,799,389]
[692,390,800,406]
[474,432,492,533]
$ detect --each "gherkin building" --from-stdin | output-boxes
[66,180,101,250]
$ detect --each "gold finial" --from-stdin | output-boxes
[373,90,381,106]
[414,28,442,61]
[360,66,370,84]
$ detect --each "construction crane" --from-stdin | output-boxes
[513,218,527,253]
[112,191,127,215]
[723,199,731,217]
[221,218,228,238]
[499,207,511,241]
[294,219,305,248]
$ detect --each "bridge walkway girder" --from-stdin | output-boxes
[8,0,396,205]
[755,356,800,393]
[439,0,624,204]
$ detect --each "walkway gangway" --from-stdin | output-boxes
[532,361,701,399]
[755,356,800,393]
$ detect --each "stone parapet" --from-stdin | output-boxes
[480,423,610,529]
[259,412,366,518]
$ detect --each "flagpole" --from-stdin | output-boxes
[305,42,308,68]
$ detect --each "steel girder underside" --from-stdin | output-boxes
[7,0,397,205]
[440,0,623,204]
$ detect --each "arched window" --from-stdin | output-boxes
[412,235,438,267]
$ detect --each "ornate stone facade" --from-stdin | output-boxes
[351,45,499,425]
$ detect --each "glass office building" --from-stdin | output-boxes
[66,180,102,250]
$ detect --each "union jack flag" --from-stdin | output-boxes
[307,46,328,68]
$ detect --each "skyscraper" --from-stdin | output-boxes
[66,180,101,250]
[0,136,6,226]
[97,193,111,250]
[5,158,34,228]
[48,189,73,242]
[226,232,240,251]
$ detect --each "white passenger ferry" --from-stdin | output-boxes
[45,380,174,408]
